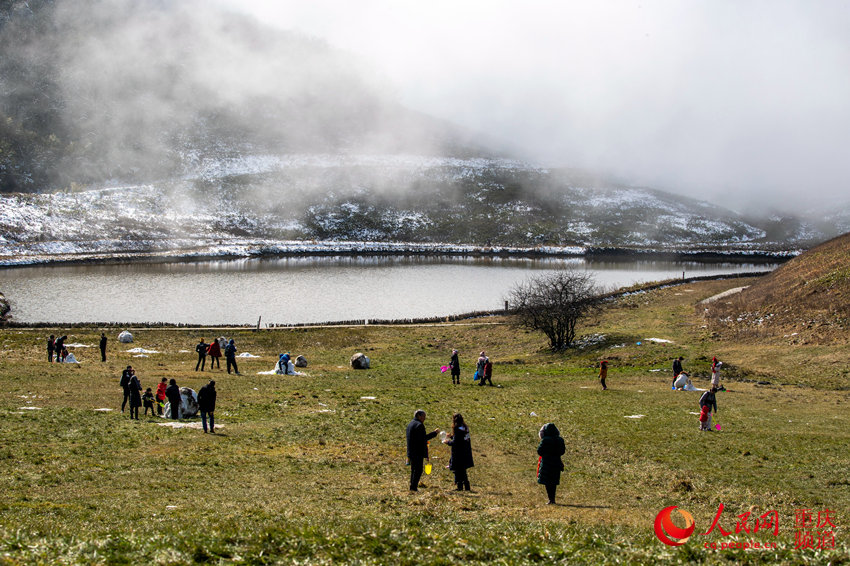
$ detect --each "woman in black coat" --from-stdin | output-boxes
[166,379,182,419]
[444,413,474,491]
[449,349,460,385]
[537,422,566,504]
[128,372,142,420]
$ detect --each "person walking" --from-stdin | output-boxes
[599,360,609,390]
[699,387,718,430]
[120,366,133,412]
[537,422,566,505]
[198,379,217,433]
[166,379,182,419]
[207,338,221,370]
[405,409,440,491]
[99,332,107,362]
[128,370,142,420]
[47,335,55,363]
[449,349,461,385]
[195,338,208,371]
[443,413,473,491]
[672,356,684,389]
[224,339,240,375]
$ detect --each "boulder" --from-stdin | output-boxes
[118,330,133,343]
[294,355,308,368]
[350,352,370,370]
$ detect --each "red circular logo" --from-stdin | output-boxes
[654,506,695,546]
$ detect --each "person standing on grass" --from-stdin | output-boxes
[198,379,217,433]
[537,422,566,505]
[405,409,440,491]
[128,370,142,420]
[475,352,486,383]
[120,366,133,412]
[142,387,155,417]
[195,338,208,371]
[599,360,609,390]
[54,335,67,362]
[47,335,55,363]
[711,357,723,390]
[443,413,473,491]
[166,378,182,419]
[477,354,493,386]
[99,332,107,362]
[155,377,168,416]
[449,349,461,384]
[699,387,718,430]
[672,356,684,388]
[207,338,221,370]
[225,339,240,375]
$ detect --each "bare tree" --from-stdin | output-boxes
[507,268,602,351]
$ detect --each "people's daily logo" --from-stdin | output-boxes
[654,506,696,546]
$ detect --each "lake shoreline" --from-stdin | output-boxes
[0,240,796,269]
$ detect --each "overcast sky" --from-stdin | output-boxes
[222,0,850,213]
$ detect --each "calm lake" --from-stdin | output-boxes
[0,256,777,325]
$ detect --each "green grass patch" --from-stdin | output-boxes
[1,280,848,564]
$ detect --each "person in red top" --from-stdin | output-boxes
[207,338,222,370]
[155,377,168,416]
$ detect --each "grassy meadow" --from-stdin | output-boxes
[1,277,848,564]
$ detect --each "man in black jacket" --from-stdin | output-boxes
[166,379,182,420]
[198,380,217,434]
[195,338,208,371]
[119,366,133,412]
[100,333,107,362]
[47,335,55,363]
[405,409,440,491]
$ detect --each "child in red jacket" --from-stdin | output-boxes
[699,405,711,431]
[155,377,167,416]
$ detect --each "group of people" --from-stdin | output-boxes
[47,333,108,363]
[670,355,725,431]
[405,410,475,493]
[118,367,217,432]
[47,335,68,363]
[445,350,494,386]
[194,337,240,375]
[405,409,566,504]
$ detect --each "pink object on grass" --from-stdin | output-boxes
[440,366,449,373]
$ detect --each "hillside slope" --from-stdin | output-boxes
[705,232,850,343]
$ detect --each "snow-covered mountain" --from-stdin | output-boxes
[0,153,833,264]
[1,1,844,264]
